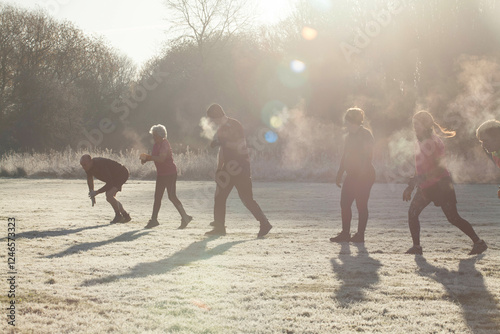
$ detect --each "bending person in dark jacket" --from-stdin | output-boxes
[80,154,131,224]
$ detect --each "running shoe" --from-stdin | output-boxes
[257,221,273,238]
[178,215,193,229]
[469,240,487,255]
[110,214,124,224]
[350,232,365,243]
[145,219,160,229]
[329,232,350,243]
[205,226,226,236]
[405,245,423,255]
[122,213,132,223]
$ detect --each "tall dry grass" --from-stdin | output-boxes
[0,147,337,182]
[1,147,499,183]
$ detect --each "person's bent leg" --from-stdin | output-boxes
[441,201,479,242]
[106,187,124,223]
[234,173,272,237]
[234,174,268,222]
[113,168,130,219]
[106,187,120,213]
[441,201,487,254]
[165,174,192,228]
[165,174,188,219]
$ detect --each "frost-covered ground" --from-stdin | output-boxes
[0,179,499,333]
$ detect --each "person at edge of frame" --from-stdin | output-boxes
[402,111,487,256]
[476,119,500,198]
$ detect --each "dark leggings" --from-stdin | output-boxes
[152,174,187,220]
[408,188,479,246]
[340,174,375,234]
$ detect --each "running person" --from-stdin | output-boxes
[204,103,272,237]
[476,119,500,168]
[80,154,131,224]
[330,108,376,243]
[403,111,487,255]
[476,119,500,198]
[140,124,192,229]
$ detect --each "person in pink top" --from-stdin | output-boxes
[140,124,192,229]
[402,111,487,255]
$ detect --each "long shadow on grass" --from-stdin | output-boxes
[0,224,106,241]
[82,236,246,286]
[415,256,500,334]
[46,230,150,258]
[330,243,381,306]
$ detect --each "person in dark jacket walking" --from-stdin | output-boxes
[204,103,272,237]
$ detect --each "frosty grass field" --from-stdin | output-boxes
[0,179,499,333]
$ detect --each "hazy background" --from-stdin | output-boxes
[1,0,500,182]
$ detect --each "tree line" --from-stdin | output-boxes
[1,0,499,169]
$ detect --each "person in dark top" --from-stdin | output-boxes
[330,107,376,243]
[204,103,272,237]
[140,124,192,229]
[476,120,500,165]
[80,154,131,224]
[402,111,487,255]
[476,119,500,198]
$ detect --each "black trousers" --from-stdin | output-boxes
[152,174,187,220]
[408,186,479,246]
[340,172,375,234]
[213,167,267,226]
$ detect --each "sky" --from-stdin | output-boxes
[6,0,297,67]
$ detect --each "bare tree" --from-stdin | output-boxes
[163,0,255,64]
[0,3,136,151]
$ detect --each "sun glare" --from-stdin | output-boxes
[302,26,318,40]
[257,0,296,25]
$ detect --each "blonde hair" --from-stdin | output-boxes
[413,111,456,138]
[149,124,167,138]
[344,107,365,126]
[476,119,500,141]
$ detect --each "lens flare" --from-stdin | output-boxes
[290,60,306,73]
[310,0,333,11]
[261,100,289,129]
[302,26,318,40]
[270,115,283,129]
[265,131,278,143]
